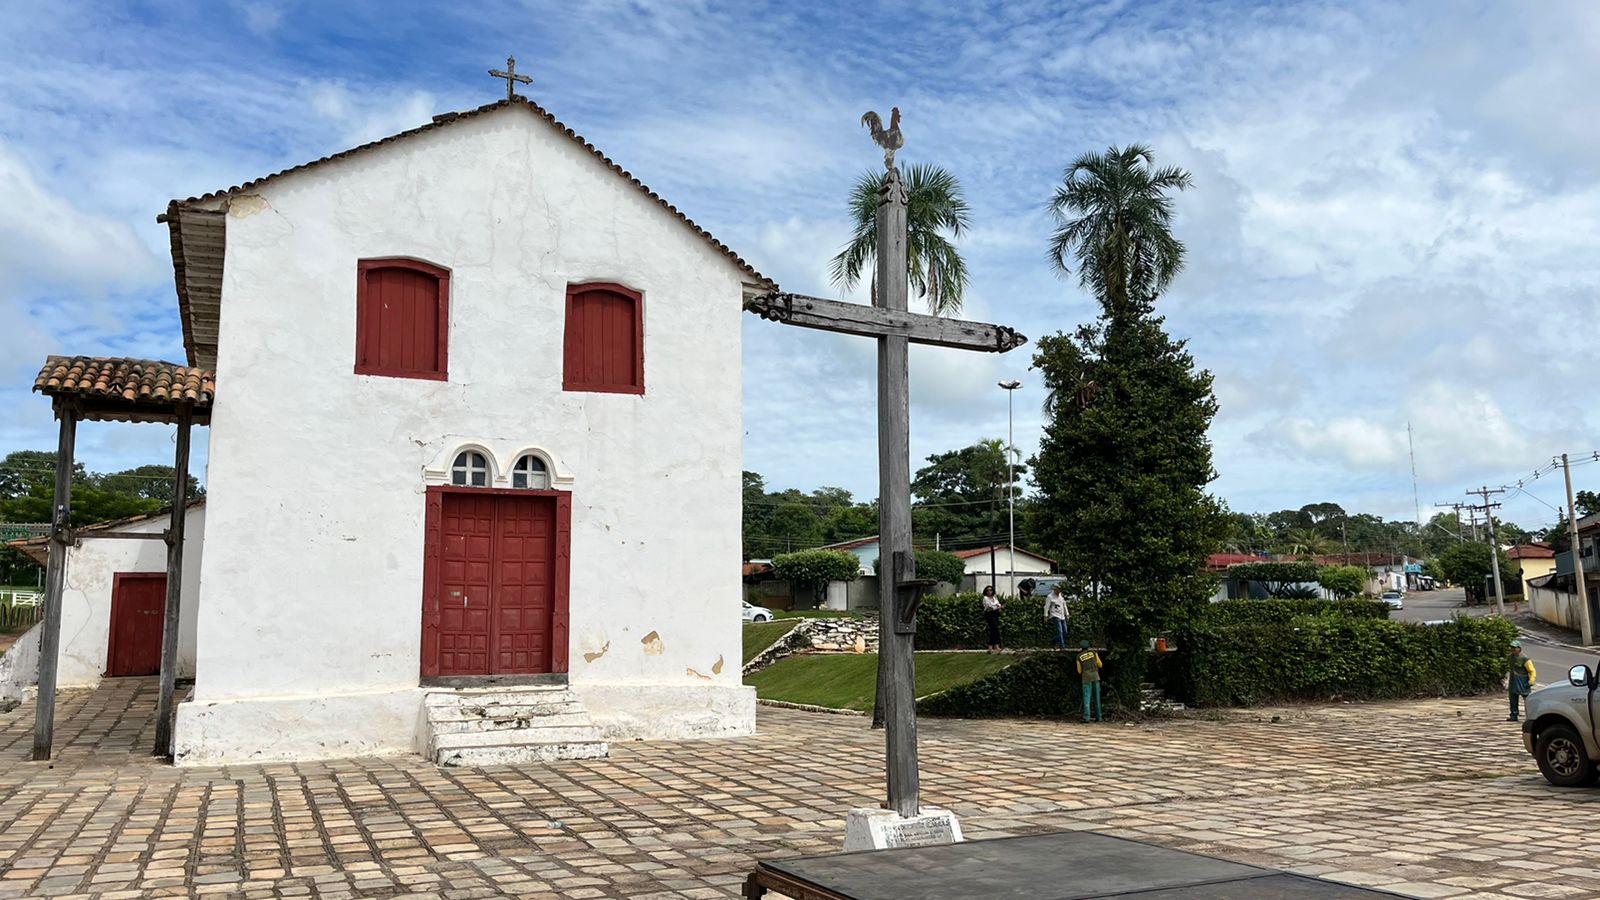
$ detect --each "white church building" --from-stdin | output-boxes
[18,95,767,765]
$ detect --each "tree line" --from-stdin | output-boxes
[0,449,205,584]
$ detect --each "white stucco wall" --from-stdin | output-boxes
[960,548,1053,576]
[54,506,205,688]
[179,105,751,763]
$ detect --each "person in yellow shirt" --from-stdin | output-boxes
[1508,639,1536,722]
[1076,640,1103,722]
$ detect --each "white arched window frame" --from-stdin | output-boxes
[511,453,550,490]
[450,451,490,487]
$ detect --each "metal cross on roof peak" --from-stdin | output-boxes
[489,56,532,100]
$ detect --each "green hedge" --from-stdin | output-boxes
[913,595,1386,651]
[919,652,1116,719]
[914,593,1114,650]
[1168,615,1516,707]
[1201,599,1389,627]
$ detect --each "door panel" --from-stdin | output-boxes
[108,574,166,677]
[438,493,496,675]
[492,496,556,673]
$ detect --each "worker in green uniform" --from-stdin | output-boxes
[1076,639,1103,723]
[1508,639,1536,722]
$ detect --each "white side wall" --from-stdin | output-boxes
[961,548,1054,576]
[181,107,750,763]
[55,507,205,688]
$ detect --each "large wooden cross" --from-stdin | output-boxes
[745,163,1026,818]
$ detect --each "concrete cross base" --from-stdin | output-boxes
[843,806,963,851]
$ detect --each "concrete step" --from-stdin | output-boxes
[427,711,597,735]
[423,686,571,708]
[427,698,587,719]
[434,741,609,767]
[433,724,604,750]
[422,685,609,767]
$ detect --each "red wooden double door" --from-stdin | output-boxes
[422,489,571,677]
[108,573,166,677]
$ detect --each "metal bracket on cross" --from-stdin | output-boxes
[892,550,938,636]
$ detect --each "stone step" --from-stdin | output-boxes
[423,686,572,708]
[427,698,587,720]
[434,741,610,767]
[432,724,604,750]
[428,711,597,734]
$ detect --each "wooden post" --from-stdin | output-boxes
[153,405,192,758]
[32,404,77,761]
[875,167,920,817]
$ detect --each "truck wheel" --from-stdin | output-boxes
[1535,723,1597,787]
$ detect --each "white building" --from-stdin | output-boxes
[954,545,1056,596]
[25,96,768,765]
[5,503,204,695]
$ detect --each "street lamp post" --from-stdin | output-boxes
[999,380,1022,594]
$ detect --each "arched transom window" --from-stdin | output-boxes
[451,451,489,487]
[511,454,549,490]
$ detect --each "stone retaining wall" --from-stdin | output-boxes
[743,615,880,675]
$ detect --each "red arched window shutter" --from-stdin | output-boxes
[355,258,450,380]
[563,283,644,394]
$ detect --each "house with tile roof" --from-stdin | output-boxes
[23,95,770,766]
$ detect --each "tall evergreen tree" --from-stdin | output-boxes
[1030,145,1222,704]
[1028,314,1225,629]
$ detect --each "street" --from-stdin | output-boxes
[1393,587,1598,686]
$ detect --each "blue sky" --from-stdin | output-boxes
[4,0,1599,531]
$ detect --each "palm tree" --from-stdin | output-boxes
[1046,144,1192,316]
[830,163,971,316]
[1281,528,1334,557]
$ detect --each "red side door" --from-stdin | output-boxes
[108,573,166,677]
[438,493,495,675]
[492,495,556,673]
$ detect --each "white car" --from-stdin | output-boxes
[1380,591,1404,610]
[742,600,774,623]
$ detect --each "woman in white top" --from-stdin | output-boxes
[1044,585,1069,649]
[981,585,1003,652]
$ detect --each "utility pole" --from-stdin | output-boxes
[999,380,1022,596]
[1470,486,1507,616]
[1561,453,1595,645]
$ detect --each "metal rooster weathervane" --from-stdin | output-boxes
[861,106,903,170]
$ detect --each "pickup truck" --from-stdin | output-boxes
[1523,661,1600,786]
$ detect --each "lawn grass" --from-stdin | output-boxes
[744,651,1020,712]
[773,609,862,619]
[742,620,798,665]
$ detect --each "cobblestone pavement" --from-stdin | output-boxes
[1,679,1597,898]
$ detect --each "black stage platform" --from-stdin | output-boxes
[743,831,1402,899]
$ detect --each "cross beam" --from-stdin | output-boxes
[744,291,1027,353]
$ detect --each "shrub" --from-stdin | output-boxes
[1317,565,1367,599]
[919,652,1117,718]
[772,549,860,606]
[1227,561,1320,597]
[1201,598,1388,627]
[914,593,1117,651]
[1168,615,1515,707]
[872,549,966,587]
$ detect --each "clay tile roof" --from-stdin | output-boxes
[1508,544,1557,560]
[33,356,215,410]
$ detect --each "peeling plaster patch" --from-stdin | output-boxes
[582,641,610,663]
[641,631,664,655]
[685,666,711,680]
[711,654,724,675]
[227,194,269,218]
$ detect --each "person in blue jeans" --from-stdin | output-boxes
[1044,585,1069,649]
[1077,640,1103,722]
